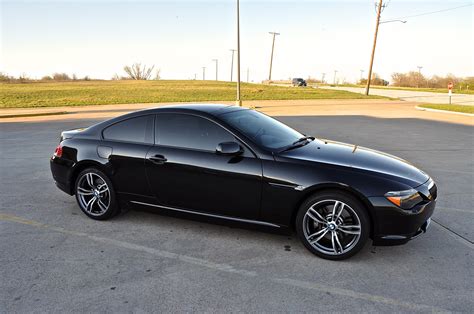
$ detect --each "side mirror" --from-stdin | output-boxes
[216,142,243,156]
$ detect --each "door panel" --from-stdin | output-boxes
[145,113,263,219]
[146,146,262,219]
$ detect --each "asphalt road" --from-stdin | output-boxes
[1,115,473,312]
[322,86,474,105]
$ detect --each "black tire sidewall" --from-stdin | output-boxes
[74,167,119,220]
[296,191,370,260]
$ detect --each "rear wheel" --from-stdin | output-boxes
[74,168,119,220]
[296,191,370,260]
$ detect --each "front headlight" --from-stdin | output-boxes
[385,189,423,210]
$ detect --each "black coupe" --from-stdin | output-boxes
[50,104,436,260]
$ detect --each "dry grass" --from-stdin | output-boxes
[0,80,384,108]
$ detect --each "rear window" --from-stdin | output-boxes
[103,115,154,143]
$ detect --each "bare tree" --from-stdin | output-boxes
[52,73,71,81]
[154,69,161,80]
[123,63,155,80]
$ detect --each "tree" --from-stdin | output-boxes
[123,63,155,80]
[52,73,71,81]
[154,69,161,80]
[360,73,388,86]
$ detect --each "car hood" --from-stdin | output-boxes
[278,139,429,187]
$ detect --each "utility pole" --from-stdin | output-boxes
[229,49,236,82]
[268,31,280,80]
[236,0,241,106]
[194,73,197,80]
[212,59,218,81]
[365,0,384,95]
[246,67,249,83]
[417,66,423,88]
[321,73,326,84]
[202,67,206,80]
[333,70,338,85]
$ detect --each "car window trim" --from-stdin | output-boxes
[154,112,258,158]
[101,114,154,145]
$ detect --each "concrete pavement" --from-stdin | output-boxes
[1,107,473,312]
[321,86,474,105]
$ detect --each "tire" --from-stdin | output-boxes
[74,167,119,220]
[295,191,370,260]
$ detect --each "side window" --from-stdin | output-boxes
[103,115,154,144]
[155,113,234,151]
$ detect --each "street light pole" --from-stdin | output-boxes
[229,49,236,82]
[236,0,241,106]
[417,66,423,88]
[333,70,338,85]
[202,67,206,80]
[212,59,218,81]
[268,31,280,81]
[365,0,383,95]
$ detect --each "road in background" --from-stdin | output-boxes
[1,110,472,312]
[321,86,474,105]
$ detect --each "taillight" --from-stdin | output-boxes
[54,145,63,157]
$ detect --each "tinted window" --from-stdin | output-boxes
[103,115,153,143]
[220,109,303,150]
[155,113,234,151]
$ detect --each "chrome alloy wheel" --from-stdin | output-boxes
[303,200,362,256]
[76,172,110,216]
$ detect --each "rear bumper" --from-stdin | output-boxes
[50,157,74,195]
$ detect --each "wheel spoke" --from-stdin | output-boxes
[85,173,95,188]
[97,184,109,194]
[97,199,108,212]
[307,207,327,224]
[331,232,338,253]
[86,196,97,212]
[333,201,344,222]
[77,187,94,195]
[338,225,361,235]
[310,228,329,244]
[334,232,344,253]
[307,228,327,241]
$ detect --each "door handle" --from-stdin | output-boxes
[148,154,167,165]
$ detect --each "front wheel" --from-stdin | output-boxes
[296,191,370,260]
[74,168,119,220]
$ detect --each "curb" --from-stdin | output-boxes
[415,106,474,117]
[0,111,69,119]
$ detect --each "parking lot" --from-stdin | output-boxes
[1,112,473,312]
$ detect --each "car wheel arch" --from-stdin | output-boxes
[69,160,111,194]
[290,184,376,238]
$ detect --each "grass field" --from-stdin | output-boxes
[333,84,474,95]
[0,80,384,108]
[418,104,474,114]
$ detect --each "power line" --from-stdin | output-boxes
[392,3,472,20]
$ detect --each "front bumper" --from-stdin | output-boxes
[370,179,437,246]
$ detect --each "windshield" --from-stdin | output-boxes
[220,109,304,150]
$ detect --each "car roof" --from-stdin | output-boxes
[132,103,245,116]
[86,103,248,134]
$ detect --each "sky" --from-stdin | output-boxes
[1,0,473,83]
